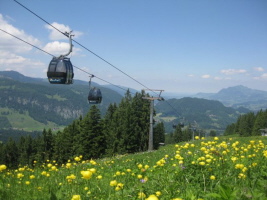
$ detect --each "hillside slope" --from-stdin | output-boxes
[195,85,267,111]
[0,71,123,131]
[155,97,250,132]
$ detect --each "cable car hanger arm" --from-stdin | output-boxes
[58,31,74,58]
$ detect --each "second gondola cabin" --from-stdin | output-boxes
[47,57,74,84]
[88,87,102,104]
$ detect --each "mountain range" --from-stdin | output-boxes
[194,85,267,111]
[0,70,123,131]
[1,70,266,134]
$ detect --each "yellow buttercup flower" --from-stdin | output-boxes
[71,195,81,200]
[137,174,143,179]
[210,175,216,180]
[155,191,162,196]
[81,171,92,180]
[29,175,35,179]
[0,164,7,171]
[110,180,118,187]
[146,194,159,200]
[138,192,146,199]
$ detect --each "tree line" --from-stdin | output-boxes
[0,90,166,168]
[224,109,267,136]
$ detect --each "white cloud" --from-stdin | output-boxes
[201,74,210,79]
[214,76,222,80]
[254,67,264,72]
[252,73,267,80]
[220,69,247,75]
[187,74,194,77]
[0,50,26,64]
[43,41,81,57]
[0,14,41,53]
[45,22,83,40]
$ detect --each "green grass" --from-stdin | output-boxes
[1,136,267,200]
[45,94,67,101]
[155,113,177,122]
[0,108,64,132]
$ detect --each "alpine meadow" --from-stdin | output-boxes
[1,0,267,199]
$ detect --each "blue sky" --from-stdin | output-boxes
[0,0,266,94]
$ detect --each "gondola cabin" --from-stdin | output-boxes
[47,57,74,84]
[88,87,102,104]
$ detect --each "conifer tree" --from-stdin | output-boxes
[103,103,118,156]
[3,138,19,168]
[116,90,133,154]
[181,127,192,141]
[18,135,33,166]
[80,105,105,159]
[153,122,165,150]
[238,112,255,136]
[224,123,236,135]
[173,125,183,143]
[252,110,267,136]
[43,129,54,160]
[210,130,217,137]
[34,133,46,164]
[132,90,150,151]
[53,128,75,164]
[0,142,4,164]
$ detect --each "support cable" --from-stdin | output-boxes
[4,1,186,119]
[0,28,129,93]
[13,0,159,96]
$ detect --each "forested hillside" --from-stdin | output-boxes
[195,85,267,111]
[0,71,251,137]
[0,90,166,168]
[155,97,250,132]
[225,109,267,136]
[0,71,123,130]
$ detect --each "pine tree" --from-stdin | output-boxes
[117,90,133,154]
[173,126,183,143]
[238,112,255,136]
[53,127,75,164]
[80,105,105,159]
[3,138,19,168]
[43,129,54,160]
[252,110,267,136]
[181,127,191,141]
[17,135,33,166]
[210,130,217,137]
[103,103,118,156]
[133,90,150,151]
[153,122,165,150]
[224,123,236,135]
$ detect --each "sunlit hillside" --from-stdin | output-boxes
[1,136,267,200]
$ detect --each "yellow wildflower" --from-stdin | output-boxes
[71,195,81,200]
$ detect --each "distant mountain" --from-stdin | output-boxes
[194,85,267,111]
[0,71,256,134]
[0,70,102,87]
[0,70,45,84]
[155,97,250,133]
[0,71,123,131]
[103,84,138,96]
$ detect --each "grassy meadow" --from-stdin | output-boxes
[1,136,267,200]
[0,107,63,132]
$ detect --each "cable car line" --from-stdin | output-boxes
[0,28,129,94]
[13,0,161,97]
[0,27,183,121]
[0,28,54,57]
[3,1,185,120]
